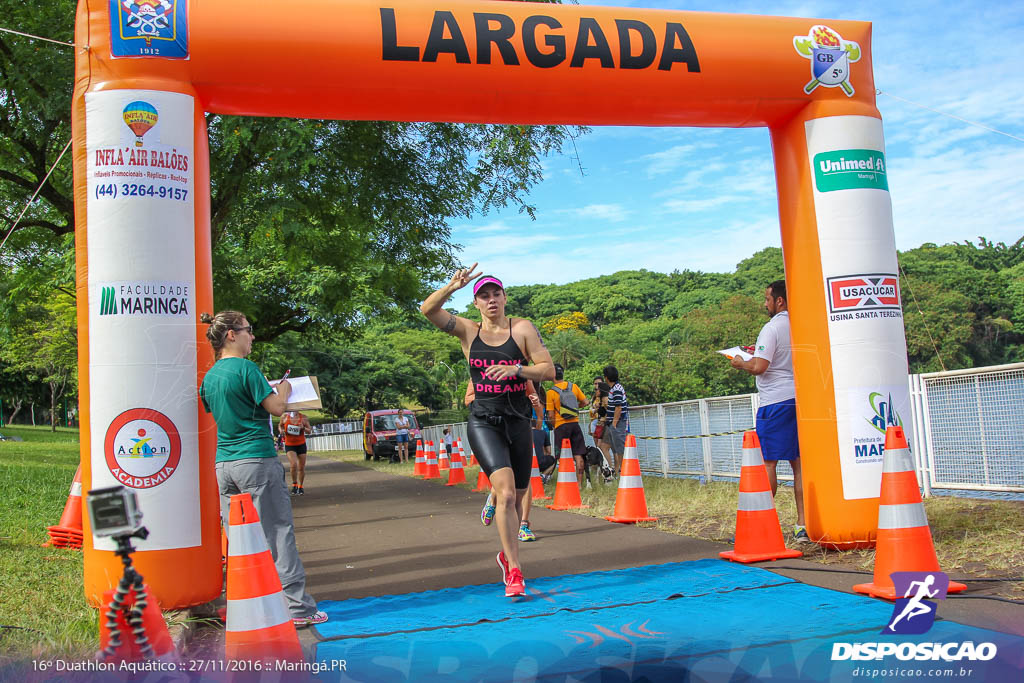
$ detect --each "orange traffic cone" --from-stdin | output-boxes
[423,441,441,480]
[438,443,450,470]
[547,439,588,510]
[529,454,550,501]
[45,466,84,549]
[461,439,477,466]
[720,431,802,563]
[606,434,657,523]
[445,448,466,486]
[472,469,490,492]
[853,426,966,600]
[225,493,304,663]
[98,584,176,663]
[412,440,426,476]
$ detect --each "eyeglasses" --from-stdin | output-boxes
[233,326,253,335]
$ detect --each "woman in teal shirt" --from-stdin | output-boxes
[199,310,326,627]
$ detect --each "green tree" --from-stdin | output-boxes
[1,1,586,343]
[546,329,589,368]
[0,292,77,430]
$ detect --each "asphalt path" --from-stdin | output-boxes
[288,454,1024,652]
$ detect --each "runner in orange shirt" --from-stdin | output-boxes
[279,410,312,495]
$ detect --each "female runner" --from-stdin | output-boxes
[421,265,554,597]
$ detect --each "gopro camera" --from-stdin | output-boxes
[87,486,143,538]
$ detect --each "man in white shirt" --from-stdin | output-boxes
[730,280,808,543]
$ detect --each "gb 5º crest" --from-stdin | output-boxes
[794,25,861,96]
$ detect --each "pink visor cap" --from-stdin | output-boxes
[472,276,504,296]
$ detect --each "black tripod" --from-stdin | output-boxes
[97,527,155,661]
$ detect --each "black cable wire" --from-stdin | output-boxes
[768,565,1024,584]
[947,595,1024,605]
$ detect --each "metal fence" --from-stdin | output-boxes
[306,362,1024,496]
[912,363,1024,495]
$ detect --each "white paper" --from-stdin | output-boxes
[269,375,319,403]
[718,347,753,362]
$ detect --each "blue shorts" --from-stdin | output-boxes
[395,433,409,443]
[755,398,799,461]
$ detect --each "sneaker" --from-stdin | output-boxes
[481,502,496,526]
[290,485,298,496]
[505,568,526,597]
[292,610,328,628]
[496,551,511,586]
[793,525,811,543]
[585,480,592,490]
[518,522,536,542]
[540,473,549,485]
[297,487,304,495]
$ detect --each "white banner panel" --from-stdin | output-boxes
[86,90,199,551]
[805,115,911,500]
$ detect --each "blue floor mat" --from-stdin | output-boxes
[313,565,1024,683]
[314,558,796,640]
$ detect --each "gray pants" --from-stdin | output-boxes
[216,457,317,618]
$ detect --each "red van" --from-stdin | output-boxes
[363,409,421,461]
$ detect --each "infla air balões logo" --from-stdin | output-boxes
[793,25,860,96]
[110,0,189,59]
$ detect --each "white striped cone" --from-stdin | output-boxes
[854,426,966,599]
[438,443,450,470]
[720,431,801,563]
[445,447,466,486]
[529,454,550,500]
[413,440,426,476]
[423,441,441,479]
[546,438,587,510]
[606,434,656,523]
[225,493,304,662]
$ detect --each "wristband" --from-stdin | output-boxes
[514,363,522,378]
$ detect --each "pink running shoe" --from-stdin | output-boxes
[505,568,526,597]
[496,551,511,585]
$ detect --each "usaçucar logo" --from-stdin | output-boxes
[827,274,900,313]
[794,25,861,96]
[110,0,188,59]
[104,408,182,489]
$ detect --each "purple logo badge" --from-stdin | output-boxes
[882,571,950,635]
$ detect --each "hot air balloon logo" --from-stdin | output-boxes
[123,101,158,147]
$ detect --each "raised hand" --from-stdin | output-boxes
[450,262,483,290]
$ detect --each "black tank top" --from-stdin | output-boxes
[468,319,530,419]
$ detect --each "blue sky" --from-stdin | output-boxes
[447,0,1024,312]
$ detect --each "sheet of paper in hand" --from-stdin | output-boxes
[269,375,322,410]
[718,347,754,362]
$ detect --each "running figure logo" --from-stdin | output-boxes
[882,571,951,635]
[793,25,861,97]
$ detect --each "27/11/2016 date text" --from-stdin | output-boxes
[94,183,189,201]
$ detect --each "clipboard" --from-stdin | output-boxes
[270,375,323,411]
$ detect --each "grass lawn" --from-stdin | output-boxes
[2,428,1020,662]
[0,425,96,662]
[319,448,1024,600]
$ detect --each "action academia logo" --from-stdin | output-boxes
[832,571,997,662]
[104,408,182,489]
[793,25,861,96]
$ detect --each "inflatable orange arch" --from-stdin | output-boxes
[73,0,908,607]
